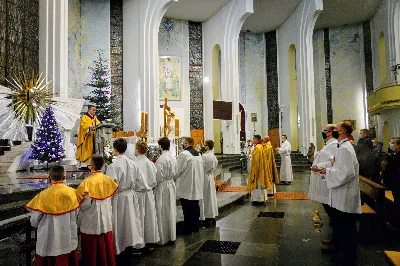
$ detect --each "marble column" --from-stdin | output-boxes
[123,0,177,138]
[39,0,69,98]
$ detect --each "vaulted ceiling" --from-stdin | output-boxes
[164,0,382,33]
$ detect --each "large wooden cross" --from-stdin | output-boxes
[160,98,175,137]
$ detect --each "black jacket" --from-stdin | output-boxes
[383,153,400,192]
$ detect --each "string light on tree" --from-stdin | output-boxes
[30,106,65,167]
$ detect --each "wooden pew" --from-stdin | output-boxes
[385,251,400,266]
[358,176,387,241]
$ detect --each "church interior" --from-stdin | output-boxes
[0,0,400,265]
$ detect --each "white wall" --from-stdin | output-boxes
[312,30,327,149]
[371,0,400,88]
[158,18,190,137]
[203,0,253,154]
[277,0,323,154]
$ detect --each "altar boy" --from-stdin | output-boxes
[25,165,80,266]
[76,154,119,266]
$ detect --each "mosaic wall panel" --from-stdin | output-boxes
[0,0,39,86]
[241,32,266,138]
[265,31,279,129]
[189,21,203,130]
[239,33,246,106]
[330,24,365,132]
[110,0,123,128]
[363,21,373,95]
[324,28,333,124]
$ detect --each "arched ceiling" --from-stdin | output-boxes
[165,0,382,33]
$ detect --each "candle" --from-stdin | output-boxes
[145,112,149,129]
[175,118,179,136]
[141,112,144,127]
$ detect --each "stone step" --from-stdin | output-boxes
[0,200,29,221]
[0,163,10,173]
[0,213,31,240]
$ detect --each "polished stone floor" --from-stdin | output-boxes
[131,171,395,266]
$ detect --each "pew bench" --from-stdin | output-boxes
[358,176,387,241]
[385,250,400,266]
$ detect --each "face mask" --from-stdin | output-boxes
[390,143,395,151]
[332,131,339,139]
[322,132,327,140]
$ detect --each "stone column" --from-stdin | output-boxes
[39,0,69,98]
[123,0,177,138]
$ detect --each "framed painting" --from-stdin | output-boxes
[251,113,258,122]
[159,56,181,100]
[344,120,356,130]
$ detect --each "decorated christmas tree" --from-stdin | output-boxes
[84,49,118,124]
[30,106,65,165]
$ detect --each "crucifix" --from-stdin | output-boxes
[160,98,175,137]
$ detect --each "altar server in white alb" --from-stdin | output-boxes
[106,138,144,261]
[309,124,338,250]
[154,137,178,245]
[25,165,79,266]
[200,140,219,225]
[135,141,160,244]
[276,135,293,184]
[318,122,361,265]
[176,137,204,234]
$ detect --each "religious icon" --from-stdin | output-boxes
[159,56,181,100]
[251,113,258,122]
[343,120,356,130]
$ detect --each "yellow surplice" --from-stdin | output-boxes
[248,143,271,190]
[263,142,280,185]
[76,114,100,163]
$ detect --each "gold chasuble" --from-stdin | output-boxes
[76,171,119,202]
[263,142,280,185]
[248,143,271,191]
[25,183,80,215]
[76,114,100,163]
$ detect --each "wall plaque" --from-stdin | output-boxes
[213,100,232,120]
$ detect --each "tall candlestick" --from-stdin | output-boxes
[145,112,149,130]
[175,118,179,137]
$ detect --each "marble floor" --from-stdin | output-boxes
[131,171,396,266]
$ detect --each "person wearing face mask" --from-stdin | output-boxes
[382,138,400,221]
[275,135,293,184]
[175,137,204,234]
[318,122,361,265]
[310,124,338,252]
[134,141,160,245]
[199,140,219,225]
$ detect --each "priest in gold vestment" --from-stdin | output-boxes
[248,135,269,203]
[263,136,280,195]
[76,106,100,164]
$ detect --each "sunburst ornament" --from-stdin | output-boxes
[5,71,54,125]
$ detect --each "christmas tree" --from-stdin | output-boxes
[84,49,118,124]
[30,106,65,165]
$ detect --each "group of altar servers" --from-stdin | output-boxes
[25,136,219,266]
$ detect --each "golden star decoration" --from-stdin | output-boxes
[4,71,54,124]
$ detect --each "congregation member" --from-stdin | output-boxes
[309,124,338,252]
[247,135,268,204]
[263,136,280,195]
[76,154,119,266]
[176,137,204,234]
[355,128,376,180]
[135,141,160,245]
[307,143,315,164]
[318,122,361,266]
[154,137,178,245]
[382,138,400,226]
[276,135,293,184]
[199,140,219,225]
[76,105,100,167]
[25,165,79,266]
[106,138,144,263]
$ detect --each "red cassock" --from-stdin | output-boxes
[35,250,78,266]
[81,232,115,266]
